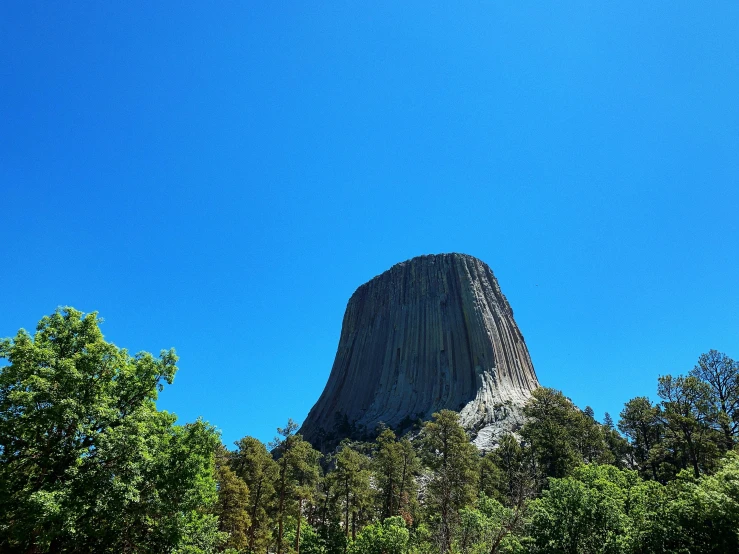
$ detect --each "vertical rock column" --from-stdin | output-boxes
[300,253,539,451]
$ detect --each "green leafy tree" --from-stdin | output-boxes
[521,387,579,481]
[523,451,739,554]
[291,440,322,554]
[575,407,614,466]
[374,429,402,520]
[0,307,221,553]
[231,436,279,552]
[313,471,339,537]
[526,460,739,554]
[421,410,480,554]
[373,429,419,524]
[332,443,372,543]
[347,517,409,554]
[479,449,506,504]
[315,520,347,554]
[618,397,663,480]
[690,350,739,452]
[173,512,228,554]
[214,444,251,551]
[666,451,739,552]
[273,420,300,554]
[395,437,420,524]
[271,420,322,554]
[623,477,675,554]
[527,465,633,554]
[599,411,631,470]
[657,375,721,478]
[480,434,535,510]
[522,388,610,483]
[284,520,329,554]
[455,494,526,554]
[602,427,630,470]
[310,464,349,554]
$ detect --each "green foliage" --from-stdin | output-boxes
[271,420,322,554]
[421,410,479,553]
[0,307,221,553]
[478,449,507,503]
[173,512,227,554]
[657,374,721,478]
[331,442,372,539]
[690,349,739,451]
[528,465,634,554]
[455,494,525,554]
[283,519,330,554]
[2,309,737,554]
[480,434,534,507]
[313,521,347,554]
[527,459,739,554]
[522,387,611,483]
[373,429,420,523]
[214,444,250,551]
[618,396,663,480]
[348,516,409,554]
[663,452,739,553]
[602,426,630,470]
[230,435,279,552]
[618,352,738,484]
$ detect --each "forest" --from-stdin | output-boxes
[1,307,738,554]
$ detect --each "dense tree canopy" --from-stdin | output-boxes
[420,410,480,553]
[0,308,221,553]
[230,436,279,553]
[2,308,738,553]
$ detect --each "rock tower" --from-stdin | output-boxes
[300,253,539,451]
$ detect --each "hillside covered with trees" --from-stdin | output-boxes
[2,308,738,553]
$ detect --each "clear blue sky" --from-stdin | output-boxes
[2,2,738,447]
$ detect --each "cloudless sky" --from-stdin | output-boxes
[2,2,738,447]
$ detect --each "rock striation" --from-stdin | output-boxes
[300,253,539,451]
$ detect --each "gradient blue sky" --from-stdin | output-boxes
[3,2,738,447]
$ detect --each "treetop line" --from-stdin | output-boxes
[1,307,738,553]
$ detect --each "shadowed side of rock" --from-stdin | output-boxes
[300,253,539,451]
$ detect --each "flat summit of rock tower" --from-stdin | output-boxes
[300,253,539,451]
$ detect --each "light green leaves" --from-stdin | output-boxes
[0,307,220,553]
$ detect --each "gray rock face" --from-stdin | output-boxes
[300,253,539,451]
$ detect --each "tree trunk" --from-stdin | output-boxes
[344,478,350,554]
[685,432,701,479]
[277,466,287,554]
[441,498,451,554]
[295,497,303,554]
[322,489,331,528]
[249,480,263,552]
[722,422,734,452]
[398,456,408,515]
[386,475,393,519]
[345,484,350,533]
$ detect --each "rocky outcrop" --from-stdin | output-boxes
[300,253,539,451]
